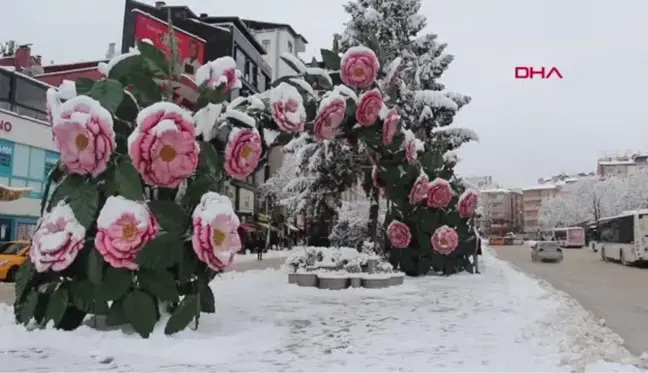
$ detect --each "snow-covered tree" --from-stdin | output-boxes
[539,174,648,228]
[258,152,298,204]
[330,193,387,248]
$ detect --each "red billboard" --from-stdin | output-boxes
[133,10,206,78]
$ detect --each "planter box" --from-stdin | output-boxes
[317,276,349,290]
[294,272,318,287]
[366,259,378,274]
[389,274,405,286]
[288,272,298,284]
[349,276,362,288]
[362,276,390,289]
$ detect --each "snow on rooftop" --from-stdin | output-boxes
[480,188,512,194]
[522,184,561,191]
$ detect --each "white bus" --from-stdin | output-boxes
[552,227,585,248]
[593,210,648,265]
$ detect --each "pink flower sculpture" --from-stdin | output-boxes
[192,192,242,271]
[128,102,199,188]
[224,128,262,180]
[382,108,400,145]
[95,196,159,270]
[355,89,383,126]
[458,189,479,218]
[387,220,412,249]
[431,225,459,255]
[313,91,346,140]
[427,178,454,209]
[195,56,242,93]
[402,129,422,165]
[340,46,380,88]
[52,96,115,177]
[270,83,306,133]
[408,173,430,204]
[29,202,86,273]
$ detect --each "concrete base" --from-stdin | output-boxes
[288,273,298,284]
[294,272,318,287]
[362,277,391,289]
[389,275,405,286]
[349,277,362,288]
[318,277,349,290]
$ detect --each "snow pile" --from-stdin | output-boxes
[0,247,642,371]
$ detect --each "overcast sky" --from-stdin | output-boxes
[3,0,647,188]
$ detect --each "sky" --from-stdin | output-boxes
[2,0,648,188]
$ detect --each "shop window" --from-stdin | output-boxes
[28,148,45,180]
[15,222,37,241]
[44,152,59,179]
[10,178,26,187]
[12,144,29,177]
[0,176,8,187]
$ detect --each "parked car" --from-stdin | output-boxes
[0,241,30,282]
[530,241,563,263]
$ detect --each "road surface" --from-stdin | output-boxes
[492,244,648,356]
[0,256,285,306]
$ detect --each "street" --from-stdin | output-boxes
[492,244,648,356]
[0,257,285,306]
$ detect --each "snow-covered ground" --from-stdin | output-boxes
[0,247,644,372]
[235,248,293,263]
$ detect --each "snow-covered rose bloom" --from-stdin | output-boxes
[95,196,158,270]
[270,83,306,133]
[458,189,479,218]
[427,178,454,209]
[128,102,199,188]
[313,91,346,141]
[52,96,115,177]
[387,220,411,249]
[30,202,86,273]
[402,129,423,164]
[408,173,430,204]
[382,108,400,145]
[192,192,242,271]
[224,128,262,180]
[195,56,242,93]
[340,46,380,88]
[355,89,383,126]
[431,225,459,255]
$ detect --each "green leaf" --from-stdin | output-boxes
[48,174,84,211]
[13,260,35,302]
[320,49,341,70]
[45,287,69,326]
[129,71,162,105]
[138,268,179,302]
[196,85,227,110]
[123,290,158,338]
[17,290,39,324]
[178,247,198,283]
[147,200,189,234]
[33,293,50,325]
[56,306,87,331]
[68,181,100,230]
[105,298,126,326]
[198,141,222,175]
[67,280,95,313]
[137,40,171,79]
[90,79,124,113]
[86,248,104,285]
[164,294,199,335]
[115,90,140,122]
[109,157,144,201]
[95,267,133,301]
[197,280,215,313]
[419,209,440,234]
[108,54,144,83]
[75,78,95,95]
[136,233,184,269]
[181,175,221,213]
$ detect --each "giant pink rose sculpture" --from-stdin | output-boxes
[95,196,159,270]
[431,225,459,255]
[29,201,86,272]
[382,108,400,145]
[192,191,242,271]
[387,220,412,249]
[427,178,454,209]
[224,128,262,180]
[313,91,346,141]
[408,173,430,204]
[128,102,200,188]
[52,95,115,177]
[270,83,306,133]
[355,89,382,126]
[195,56,242,93]
[458,189,479,218]
[340,46,380,88]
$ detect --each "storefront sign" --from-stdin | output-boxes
[0,120,12,132]
[238,188,255,213]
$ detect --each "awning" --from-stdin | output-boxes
[0,185,32,201]
[257,222,270,229]
[239,223,256,232]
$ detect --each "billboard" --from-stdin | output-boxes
[132,10,206,78]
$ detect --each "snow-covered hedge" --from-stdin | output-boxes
[283,245,392,273]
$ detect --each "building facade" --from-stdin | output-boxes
[522,184,562,232]
[464,175,494,190]
[0,68,58,241]
[597,152,648,178]
[479,188,523,233]
[537,172,596,185]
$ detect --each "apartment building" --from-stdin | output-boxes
[479,188,524,233]
[537,172,595,185]
[597,152,648,178]
[464,175,494,190]
[522,184,562,232]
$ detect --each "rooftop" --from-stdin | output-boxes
[242,19,308,44]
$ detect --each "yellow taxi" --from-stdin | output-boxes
[0,241,30,282]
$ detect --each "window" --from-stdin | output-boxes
[14,77,46,112]
[0,176,8,187]
[262,39,271,50]
[0,71,11,101]
[10,178,26,187]
[257,70,266,91]
[252,65,258,88]
[244,60,252,82]
[28,148,45,179]
[12,144,29,177]
[287,41,293,53]
[0,140,12,176]
[235,47,247,72]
